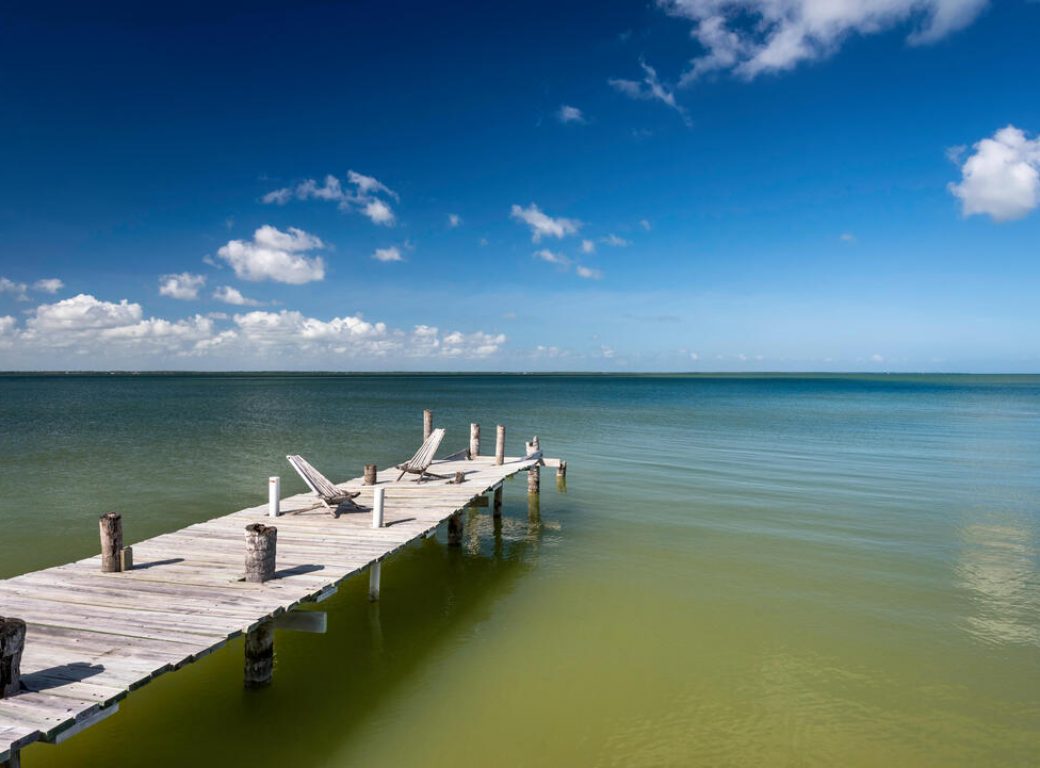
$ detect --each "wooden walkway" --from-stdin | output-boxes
[0,450,556,764]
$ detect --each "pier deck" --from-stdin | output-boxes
[0,451,554,763]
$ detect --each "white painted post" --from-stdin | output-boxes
[268,476,280,518]
[372,486,385,529]
[369,562,381,602]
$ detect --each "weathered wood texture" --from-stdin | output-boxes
[495,425,505,466]
[98,514,122,574]
[0,619,26,699]
[0,451,552,762]
[244,525,277,584]
[469,423,480,459]
[364,464,378,486]
[423,409,433,441]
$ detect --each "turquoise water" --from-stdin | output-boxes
[1,374,1038,766]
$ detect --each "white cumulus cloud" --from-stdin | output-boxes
[948,125,1040,222]
[33,278,64,294]
[372,246,404,262]
[213,286,263,306]
[217,225,326,284]
[0,277,28,301]
[558,105,586,124]
[510,203,581,242]
[659,0,989,82]
[159,272,207,300]
[262,170,398,226]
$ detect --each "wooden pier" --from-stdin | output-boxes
[0,418,563,766]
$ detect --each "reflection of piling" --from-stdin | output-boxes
[243,619,274,688]
[493,486,503,518]
[368,562,381,602]
[447,512,463,547]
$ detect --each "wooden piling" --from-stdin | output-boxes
[243,619,274,688]
[528,464,540,495]
[447,512,463,547]
[0,617,26,699]
[470,423,480,459]
[119,546,133,572]
[493,486,503,518]
[244,524,277,583]
[454,471,465,484]
[423,409,433,441]
[368,562,381,602]
[99,513,123,573]
[364,464,378,486]
[495,425,505,465]
[557,460,567,479]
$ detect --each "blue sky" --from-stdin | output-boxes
[1,0,1038,371]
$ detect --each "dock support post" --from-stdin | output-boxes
[99,512,123,573]
[557,460,567,480]
[528,465,540,495]
[423,409,433,441]
[368,562,381,602]
[364,464,378,486]
[245,524,277,583]
[2,750,20,768]
[495,425,505,465]
[493,486,503,518]
[243,619,274,688]
[470,423,480,459]
[372,487,385,529]
[0,616,26,699]
[447,512,463,547]
[268,476,280,518]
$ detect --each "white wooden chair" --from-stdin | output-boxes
[286,455,362,516]
[395,428,448,481]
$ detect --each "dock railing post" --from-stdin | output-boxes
[372,486,385,529]
[243,619,274,688]
[268,476,280,518]
[470,423,480,459]
[245,524,277,583]
[423,409,433,441]
[0,616,26,699]
[495,425,505,465]
[99,512,123,573]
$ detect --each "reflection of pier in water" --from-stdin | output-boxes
[0,413,567,767]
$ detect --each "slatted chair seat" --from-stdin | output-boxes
[286,455,362,516]
[396,428,448,482]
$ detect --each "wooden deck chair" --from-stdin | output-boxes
[286,455,362,515]
[395,428,448,481]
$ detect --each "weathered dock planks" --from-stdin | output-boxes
[0,450,553,763]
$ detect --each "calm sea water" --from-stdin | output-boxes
[1,374,1038,767]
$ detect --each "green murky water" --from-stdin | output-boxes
[1,374,1038,766]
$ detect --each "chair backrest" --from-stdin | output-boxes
[404,428,445,471]
[287,455,340,499]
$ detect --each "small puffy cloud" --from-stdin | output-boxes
[213,286,262,306]
[0,277,28,301]
[558,105,586,124]
[660,0,989,82]
[871,353,885,363]
[690,352,700,361]
[263,170,398,226]
[609,60,691,126]
[840,232,856,243]
[159,272,207,300]
[640,218,652,231]
[948,125,1040,221]
[576,265,604,280]
[601,234,630,247]
[372,246,404,263]
[217,225,326,284]
[534,249,570,266]
[448,213,462,228]
[581,239,596,254]
[33,278,64,294]
[600,345,615,359]
[510,203,581,242]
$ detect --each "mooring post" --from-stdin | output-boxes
[243,619,274,688]
[454,471,465,484]
[495,424,505,465]
[493,486,503,518]
[245,524,277,583]
[99,512,123,573]
[364,464,378,486]
[0,616,26,699]
[268,476,280,518]
[120,546,134,572]
[447,512,463,547]
[372,486,385,529]
[368,562,381,602]
[528,464,541,495]
[557,460,567,480]
[470,423,480,459]
[423,409,433,441]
